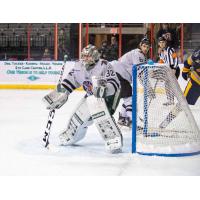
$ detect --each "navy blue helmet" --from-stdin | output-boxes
[140,37,150,46]
[158,36,167,42]
[191,48,200,64]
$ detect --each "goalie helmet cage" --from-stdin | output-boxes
[132,63,200,157]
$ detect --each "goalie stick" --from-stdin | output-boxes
[43,55,68,148]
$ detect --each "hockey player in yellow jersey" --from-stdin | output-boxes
[182,48,200,105]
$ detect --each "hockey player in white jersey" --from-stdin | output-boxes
[116,38,150,127]
[110,60,133,128]
[43,44,122,153]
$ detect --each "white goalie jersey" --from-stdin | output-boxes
[61,59,120,96]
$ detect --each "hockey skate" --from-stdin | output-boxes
[118,113,132,128]
[117,113,126,126]
[124,117,132,128]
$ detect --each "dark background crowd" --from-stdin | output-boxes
[0,23,199,62]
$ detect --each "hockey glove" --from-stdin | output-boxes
[93,86,107,98]
[92,76,107,98]
[182,71,189,81]
[43,84,69,110]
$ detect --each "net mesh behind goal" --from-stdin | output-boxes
[132,64,200,156]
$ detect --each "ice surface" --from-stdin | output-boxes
[0,89,200,175]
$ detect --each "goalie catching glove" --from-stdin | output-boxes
[43,83,69,110]
[92,76,107,98]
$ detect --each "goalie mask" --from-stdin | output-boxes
[81,44,100,70]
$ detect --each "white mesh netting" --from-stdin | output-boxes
[133,64,200,156]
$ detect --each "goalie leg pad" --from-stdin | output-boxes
[59,97,92,145]
[105,135,123,153]
[87,95,123,153]
[59,118,92,145]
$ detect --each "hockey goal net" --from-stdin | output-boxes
[132,63,200,156]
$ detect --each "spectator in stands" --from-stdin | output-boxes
[156,23,178,48]
[58,44,71,61]
[58,28,65,49]
[99,40,110,60]
[24,57,35,61]
[12,28,16,36]
[42,47,51,60]
[2,53,7,60]
[8,57,17,61]
[0,28,5,36]
[109,36,118,61]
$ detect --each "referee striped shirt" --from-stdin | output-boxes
[159,47,178,69]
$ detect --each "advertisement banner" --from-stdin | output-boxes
[0,61,75,89]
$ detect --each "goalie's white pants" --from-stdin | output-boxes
[59,96,123,153]
[120,97,132,120]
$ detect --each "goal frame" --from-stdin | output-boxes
[132,64,200,157]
